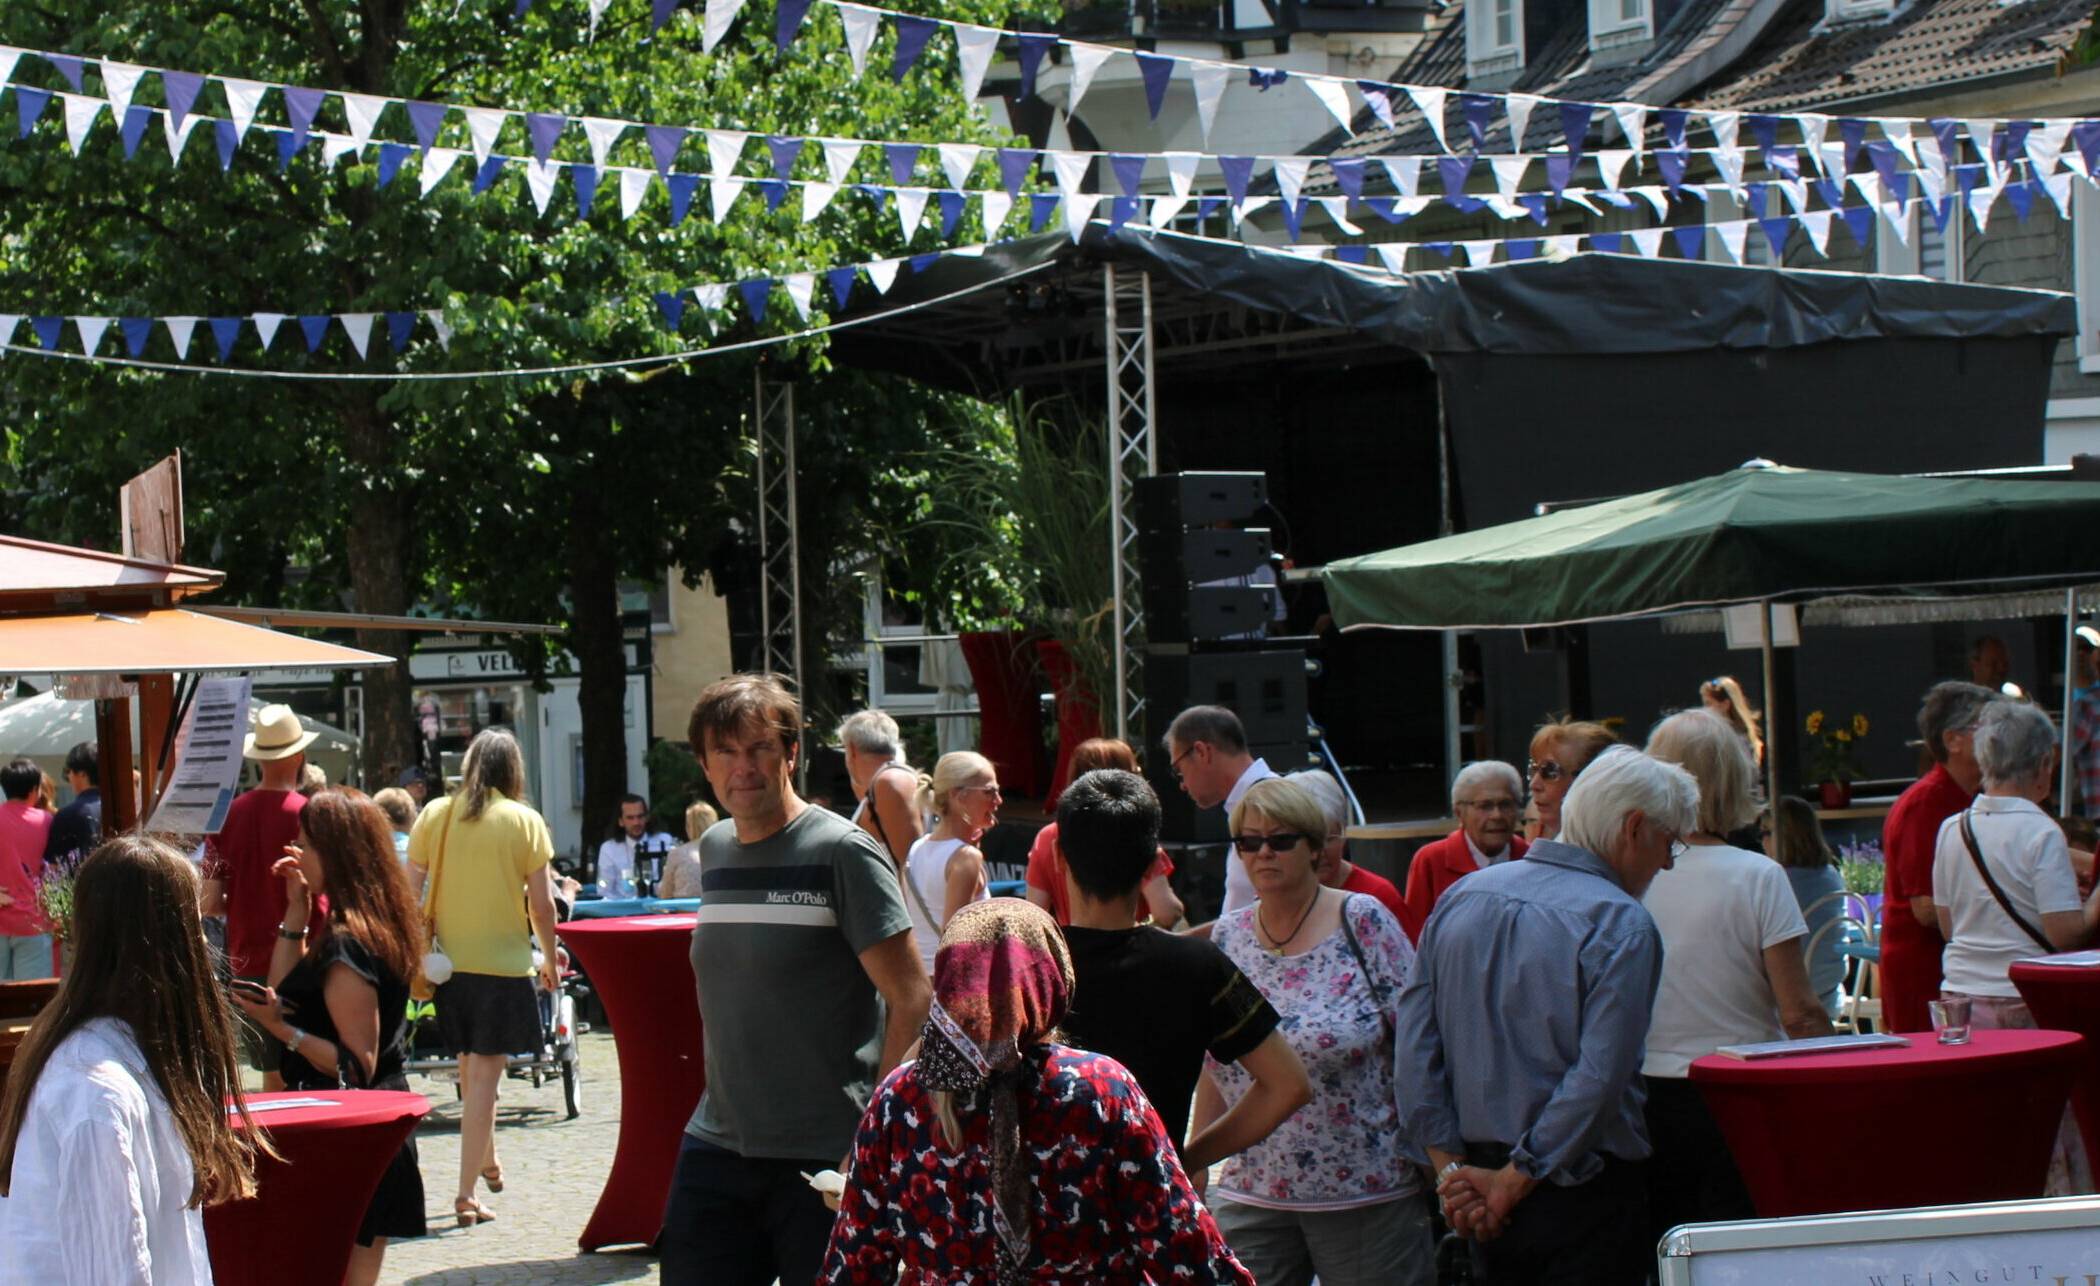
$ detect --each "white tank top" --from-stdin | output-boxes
[903,836,981,972]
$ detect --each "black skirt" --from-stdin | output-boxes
[435,971,543,1056]
[359,1073,428,1246]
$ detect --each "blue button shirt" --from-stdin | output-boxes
[1394,838,1663,1186]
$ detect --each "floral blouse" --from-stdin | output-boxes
[1209,893,1420,1211]
[817,1045,1252,1284]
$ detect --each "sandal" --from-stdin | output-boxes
[454,1197,495,1227]
[481,1164,504,1193]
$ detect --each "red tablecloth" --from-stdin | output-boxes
[557,913,704,1251]
[206,1089,430,1286]
[1690,1030,2082,1218]
[2010,959,2100,1167]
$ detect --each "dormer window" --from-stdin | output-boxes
[1468,0,1524,77]
[1589,0,1652,50]
[1823,0,1895,24]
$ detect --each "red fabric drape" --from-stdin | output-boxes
[957,631,1047,799]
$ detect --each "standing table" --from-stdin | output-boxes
[557,913,704,1251]
[1689,1030,2082,1217]
[2010,956,2100,1166]
[207,1089,430,1286]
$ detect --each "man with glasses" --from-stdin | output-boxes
[1163,705,1277,920]
[1401,762,1529,942]
[1396,747,1696,1285]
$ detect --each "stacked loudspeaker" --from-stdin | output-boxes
[1135,472,1316,843]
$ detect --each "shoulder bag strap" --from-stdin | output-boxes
[1336,893,1395,1044]
[1958,809,2055,952]
[422,801,456,927]
[900,842,944,936]
[862,763,915,859]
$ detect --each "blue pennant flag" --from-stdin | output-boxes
[209,317,243,363]
[284,86,325,152]
[1135,53,1174,121]
[666,173,700,224]
[936,190,966,238]
[1437,153,1474,196]
[1883,171,1912,204]
[1335,245,1369,265]
[1954,163,1988,194]
[652,0,677,34]
[892,15,938,81]
[1929,118,1962,166]
[2005,178,2036,223]
[29,317,61,350]
[1656,148,1687,194]
[1746,114,1779,167]
[1360,196,1403,223]
[1448,195,1486,214]
[120,105,151,159]
[1658,108,1689,152]
[907,252,941,273]
[655,290,686,329]
[1545,154,1574,197]
[527,113,566,163]
[776,0,813,49]
[276,129,304,174]
[1560,101,1593,158]
[377,141,410,190]
[1028,192,1060,233]
[1016,35,1056,99]
[767,136,803,181]
[516,0,533,16]
[738,279,771,322]
[1459,93,1496,150]
[646,125,685,176]
[1110,154,1146,197]
[1517,194,1549,226]
[826,267,857,309]
[1194,196,1224,220]
[406,101,447,155]
[1590,231,1624,253]
[1218,156,1255,205]
[1247,67,1286,91]
[1813,178,1844,208]
[757,179,789,212]
[572,164,600,217]
[163,71,204,129]
[15,88,49,139]
[1839,204,1875,247]
[1107,195,1138,230]
[385,312,415,354]
[1865,141,1901,192]
[1769,146,1800,179]
[1759,215,1794,255]
[1745,181,1768,215]
[1423,241,1453,259]
[119,317,152,357]
[471,155,507,195]
[42,54,84,92]
[1506,239,1541,260]
[857,184,891,211]
[300,315,331,352]
[214,119,237,170]
[1278,198,1306,241]
[1925,195,1954,234]
[1837,118,1866,173]
[885,143,921,186]
[1998,121,2033,166]
[997,148,1036,198]
[1329,157,1366,201]
[1669,226,1705,260]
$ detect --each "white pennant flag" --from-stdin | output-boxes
[2027,120,2072,175]
[1799,115,1829,171]
[1373,243,1409,273]
[1545,233,1583,258]
[0,49,20,94]
[1489,155,1529,198]
[1484,195,1522,221]
[462,108,507,166]
[165,317,198,360]
[1049,150,1091,202]
[1190,63,1230,144]
[801,180,839,222]
[1454,239,1492,268]
[1881,118,1918,167]
[251,313,286,352]
[2044,171,2075,219]
[74,316,112,355]
[1714,220,1748,264]
[822,139,863,185]
[1629,186,1669,220]
[424,310,453,349]
[587,0,613,35]
[952,244,986,258]
[711,177,744,223]
[1916,163,1946,204]
[1559,189,1601,215]
[221,78,268,143]
[981,189,1013,233]
[59,93,104,155]
[1777,178,1808,214]
[526,158,560,214]
[1063,193,1103,241]
[1707,110,1740,152]
[163,108,201,161]
[1711,147,1745,191]
[1963,119,1997,167]
[704,129,748,179]
[1406,86,1450,153]
[1304,77,1354,135]
[1968,184,1999,235]
[702,0,746,53]
[1148,194,1188,228]
[937,143,983,192]
[1819,141,1848,179]
[1881,203,1913,247]
[340,314,376,359]
[1378,155,1422,197]
[320,133,359,167]
[0,313,18,351]
[341,93,387,148]
[1611,102,1646,152]
[1914,135,1946,181]
[1799,209,1833,257]
[838,5,881,80]
[895,187,931,241]
[101,61,145,117]
[1505,93,1541,151]
[867,258,902,294]
[1274,156,1313,207]
[1595,149,1632,190]
[691,285,730,315]
[1316,196,1362,235]
[1846,172,1877,204]
[1164,152,1200,198]
[1067,43,1117,113]
[784,272,816,321]
[583,117,626,169]
[420,147,462,196]
[954,25,1000,102]
[619,167,652,220]
[1630,227,1666,259]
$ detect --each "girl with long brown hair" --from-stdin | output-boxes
[0,834,269,1283]
[230,788,428,1282]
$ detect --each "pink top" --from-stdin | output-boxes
[0,800,52,937]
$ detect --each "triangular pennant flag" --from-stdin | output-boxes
[219,79,267,144]
[1102,152,1143,197]
[1544,154,1576,196]
[1707,110,1740,153]
[376,140,409,189]
[866,258,902,294]
[937,143,982,192]
[119,316,151,357]
[1488,155,1528,198]
[1437,153,1474,195]
[1358,82,1395,130]
[1746,113,1780,167]
[784,272,817,321]
[766,135,803,181]
[1378,155,1422,197]
[1714,219,1748,264]
[165,316,198,359]
[320,130,360,168]
[1218,155,1255,205]
[1929,117,1963,170]
[571,163,601,217]
[1305,77,1353,134]
[424,311,453,350]
[691,285,730,318]
[385,311,415,354]
[1316,195,1362,236]
[1147,194,1187,227]
[710,176,743,223]
[342,93,389,149]
[582,116,625,168]
[1372,242,1409,274]
[419,147,462,196]
[251,313,286,352]
[526,157,560,214]
[1063,192,1103,241]
[526,111,566,163]
[656,290,687,329]
[824,139,864,185]
[891,15,937,82]
[776,0,814,47]
[1278,198,1308,240]
[619,166,652,220]
[1968,183,1999,235]
[469,155,507,195]
[1799,208,1833,257]
[885,142,921,185]
[838,4,881,80]
[1588,232,1624,254]
[826,266,858,309]
[1329,156,1366,201]
[1881,118,1919,167]
[162,69,203,130]
[283,85,326,152]
[58,93,103,155]
[1818,141,1848,181]
[1068,43,1117,113]
[801,180,839,221]
[1612,102,1647,151]
[208,317,242,362]
[1560,101,1593,157]
[2004,177,2036,223]
[100,61,145,117]
[119,105,150,158]
[272,126,305,173]
[1502,93,1540,152]
[1273,156,1312,207]
[1836,117,1866,172]
[1029,192,1059,233]
[1407,86,1450,153]
[1659,108,1689,151]
[1455,93,1492,150]
[738,279,771,321]
[1669,225,1705,259]
[1798,114,1828,171]
[1049,149,1091,201]
[1712,146,1745,190]
[1595,149,1632,190]
[1134,53,1173,121]
[405,99,447,156]
[1838,203,1875,247]
[981,189,1013,234]
[1191,63,1230,143]
[43,54,84,92]
[1629,185,1669,220]
[1964,118,1997,164]
[703,0,746,51]
[648,124,689,176]
[73,316,111,355]
[2044,170,2074,219]
[894,186,931,240]
[2027,119,2072,174]
[340,313,376,359]
[955,24,999,101]
[1015,34,1055,99]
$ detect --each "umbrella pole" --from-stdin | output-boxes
[1762,601,1782,855]
[2062,588,2078,810]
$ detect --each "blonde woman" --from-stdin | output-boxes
[659,799,718,900]
[901,752,997,972]
[1700,675,1766,769]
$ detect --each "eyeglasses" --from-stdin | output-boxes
[1526,759,1567,783]
[1169,745,1199,781]
[1668,838,1690,860]
[1231,832,1310,855]
[958,784,1003,800]
[1458,798,1520,813]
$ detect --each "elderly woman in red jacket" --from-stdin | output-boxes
[1402,761,1528,939]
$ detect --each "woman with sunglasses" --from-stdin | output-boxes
[1191,777,1432,1286]
[1526,718,1619,841]
[902,751,997,973]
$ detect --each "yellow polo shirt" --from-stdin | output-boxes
[408,790,552,978]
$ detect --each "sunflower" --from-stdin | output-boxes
[1806,711,1825,735]
[1852,713,1869,737]
[1834,729,1852,743]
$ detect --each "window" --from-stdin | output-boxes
[1823,0,1894,23]
[1877,203,1962,284]
[1589,0,1651,45]
[1467,0,1524,76]
[2075,181,2100,372]
[1493,0,1516,46]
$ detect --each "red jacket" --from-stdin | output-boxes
[1402,829,1530,943]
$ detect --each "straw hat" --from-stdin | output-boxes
[245,704,319,762]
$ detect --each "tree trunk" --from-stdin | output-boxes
[340,399,419,787]
[566,479,630,855]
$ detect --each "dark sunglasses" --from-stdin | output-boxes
[1526,759,1566,782]
[1231,832,1311,855]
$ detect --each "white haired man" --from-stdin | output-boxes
[1401,761,1528,943]
[1395,746,1696,1285]
[836,708,924,872]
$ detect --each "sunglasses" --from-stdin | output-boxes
[1231,832,1311,855]
[1526,759,1567,782]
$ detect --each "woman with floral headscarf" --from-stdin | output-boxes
[817,898,1251,1284]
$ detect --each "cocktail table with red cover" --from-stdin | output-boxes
[1689,1030,2082,1218]
[207,1089,430,1286]
[2010,958,2100,1167]
[557,912,704,1251]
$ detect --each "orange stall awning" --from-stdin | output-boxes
[0,609,392,674]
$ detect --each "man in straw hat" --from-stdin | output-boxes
[202,703,324,1090]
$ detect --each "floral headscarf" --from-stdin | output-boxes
[916,897,1073,1283]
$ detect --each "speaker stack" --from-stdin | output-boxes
[1135,472,1317,844]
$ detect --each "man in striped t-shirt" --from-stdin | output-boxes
[658,674,927,1286]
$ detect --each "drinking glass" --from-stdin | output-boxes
[1929,997,1972,1045]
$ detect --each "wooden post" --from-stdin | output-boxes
[94,696,137,835]
[136,674,176,823]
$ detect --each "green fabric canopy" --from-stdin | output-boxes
[1324,464,2100,631]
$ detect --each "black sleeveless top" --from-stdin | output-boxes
[276,930,412,1091]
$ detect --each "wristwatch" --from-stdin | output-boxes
[279,922,308,940]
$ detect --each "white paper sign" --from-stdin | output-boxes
[146,676,251,835]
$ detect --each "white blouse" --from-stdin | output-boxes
[0,1017,213,1284]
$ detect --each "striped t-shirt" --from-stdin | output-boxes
[685,803,912,1160]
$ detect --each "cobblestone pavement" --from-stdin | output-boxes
[381,1031,661,1286]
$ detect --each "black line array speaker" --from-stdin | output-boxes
[1144,651,1309,746]
[1135,473,1274,645]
